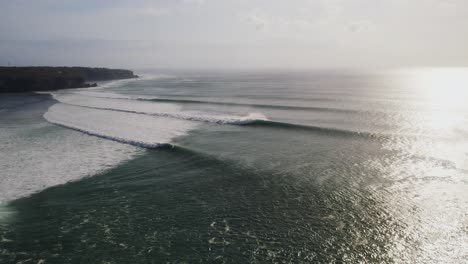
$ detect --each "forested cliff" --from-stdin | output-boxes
[0,67,138,93]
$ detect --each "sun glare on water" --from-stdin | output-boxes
[406,67,468,108]
[396,67,468,136]
[379,68,468,262]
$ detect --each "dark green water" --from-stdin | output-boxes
[1,128,399,263]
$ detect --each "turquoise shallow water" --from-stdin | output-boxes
[0,69,467,263]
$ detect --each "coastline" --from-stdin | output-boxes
[0,66,138,93]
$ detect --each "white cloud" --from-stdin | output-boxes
[243,11,270,31]
[133,7,170,17]
[242,9,317,33]
[182,0,206,5]
[346,20,375,33]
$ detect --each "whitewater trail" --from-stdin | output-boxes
[0,121,143,203]
[50,93,267,125]
[44,103,200,148]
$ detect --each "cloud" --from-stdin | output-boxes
[346,20,375,33]
[132,7,170,17]
[243,11,269,30]
[182,0,206,5]
[242,9,315,32]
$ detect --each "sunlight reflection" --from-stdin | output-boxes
[405,67,468,108]
[378,68,468,262]
[397,67,468,137]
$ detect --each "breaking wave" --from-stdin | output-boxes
[242,120,378,138]
[50,93,268,125]
[71,91,160,101]
[72,90,361,114]
[44,104,199,148]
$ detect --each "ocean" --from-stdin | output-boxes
[0,69,467,263]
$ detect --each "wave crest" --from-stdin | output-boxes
[44,104,198,148]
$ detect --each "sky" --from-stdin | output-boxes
[0,0,467,69]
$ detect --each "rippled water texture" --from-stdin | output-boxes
[0,69,467,263]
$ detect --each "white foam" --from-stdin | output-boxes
[44,103,199,148]
[92,78,136,89]
[51,93,267,125]
[0,122,143,203]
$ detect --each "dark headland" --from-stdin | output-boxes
[0,66,138,93]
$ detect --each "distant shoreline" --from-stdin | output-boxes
[0,66,138,93]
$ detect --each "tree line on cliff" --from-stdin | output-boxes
[0,67,138,93]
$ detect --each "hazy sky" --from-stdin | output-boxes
[1,0,467,69]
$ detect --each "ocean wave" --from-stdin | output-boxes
[71,91,159,101]
[68,90,361,114]
[143,98,358,113]
[44,104,199,149]
[241,120,379,138]
[50,100,379,140]
[47,93,385,142]
[50,93,267,125]
[45,118,172,149]
[64,103,266,125]
[0,122,143,203]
